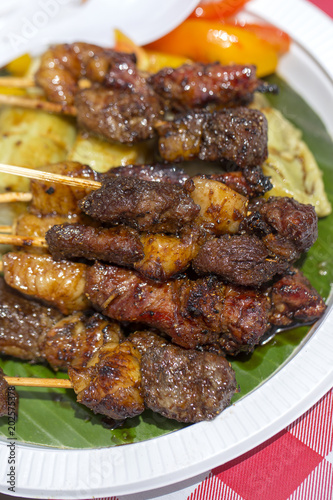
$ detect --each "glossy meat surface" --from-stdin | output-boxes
[0,277,62,360]
[149,63,264,110]
[85,262,271,353]
[46,223,144,265]
[270,268,326,326]
[2,253,89,315]
[141,344,236,422]
[193,234,289,286]
[35,42,137,105]
[156,107,268,166]
[76,85,162,143]
[79,177,200,233]
[41,312,123,370]
[69,340,144,420]
[241,197,318,261]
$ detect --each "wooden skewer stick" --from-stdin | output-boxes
[0,234,47,248]
[0,225,13,234]
[0,192,32,203]
[0,163,101,190]
[0,76,36,88]
[4,376,72,389]
[0,94,77,116]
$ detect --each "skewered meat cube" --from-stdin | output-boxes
[270,268,326,327]
[0,368,18,419]
[0,277,62,361]
[29,161,100,216]
[85,262,271,353]
[35,43,138,105]
[189,175,248,235]
[2,253,89,314]
[75,84,163,144]
[68,340,144,420]
[209,165,273,198]
[46,223,201,281]
[41,312,124,370]
[141,342,236,423]
[79,176,200,233]
[148,63,277,111]
[155,107,268,166]
[240,197,318,261]
[104,163,190,185]
[45,224,144,266]
[192,234,289,287]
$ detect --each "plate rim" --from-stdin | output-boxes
[0,0,333,497]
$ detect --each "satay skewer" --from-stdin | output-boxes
[4,376,72,389]
[0,234,47,248]
[0,163,101,190]
[0,76,35,88]
[0,192,32,203]
[0,94,77,116]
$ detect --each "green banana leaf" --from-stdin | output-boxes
[0,74,332,448]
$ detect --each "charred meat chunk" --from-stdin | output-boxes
[269,268,326,327]
[156,107,268,167]
[35,42,138,105]
[75,84,163,144]
[46,223,144,265]
[41,312,124,370]
[85,262,271,353]
[193,234,289,287]
[141,344,236,422]
[241,197,318,261]
[128,330,169,355]
[149,63,274,111]
[0,277,62,361]
[68,340,144,420]
[103,163,189,185]
[208,168,272,198]
[79,176,200,233]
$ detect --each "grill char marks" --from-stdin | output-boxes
[155,107,268,167]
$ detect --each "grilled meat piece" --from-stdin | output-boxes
[0,368,19,419]
[75,84,162,144]
[128,330,169,354]
[0,277,62,361]
[156,107,268,167]
[148,63,275,111]
[29,162,100,217]
[270,268,326,327]
[41,312,124,370]
[189,175,248,235]
[85,262,271,353]
[79,176,200,233]
[210,165,272,198]
[141,343,236,422]
[69,340,144,420]
[193,234,289,286]
[35,42,137,105]
[46,223,144,265]
[2,253,89,315]
[241,197,318,261]
[103,163,189,185]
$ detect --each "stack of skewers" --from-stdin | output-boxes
[0,42,328,428]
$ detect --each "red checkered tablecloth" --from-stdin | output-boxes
[85,388,333,500]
